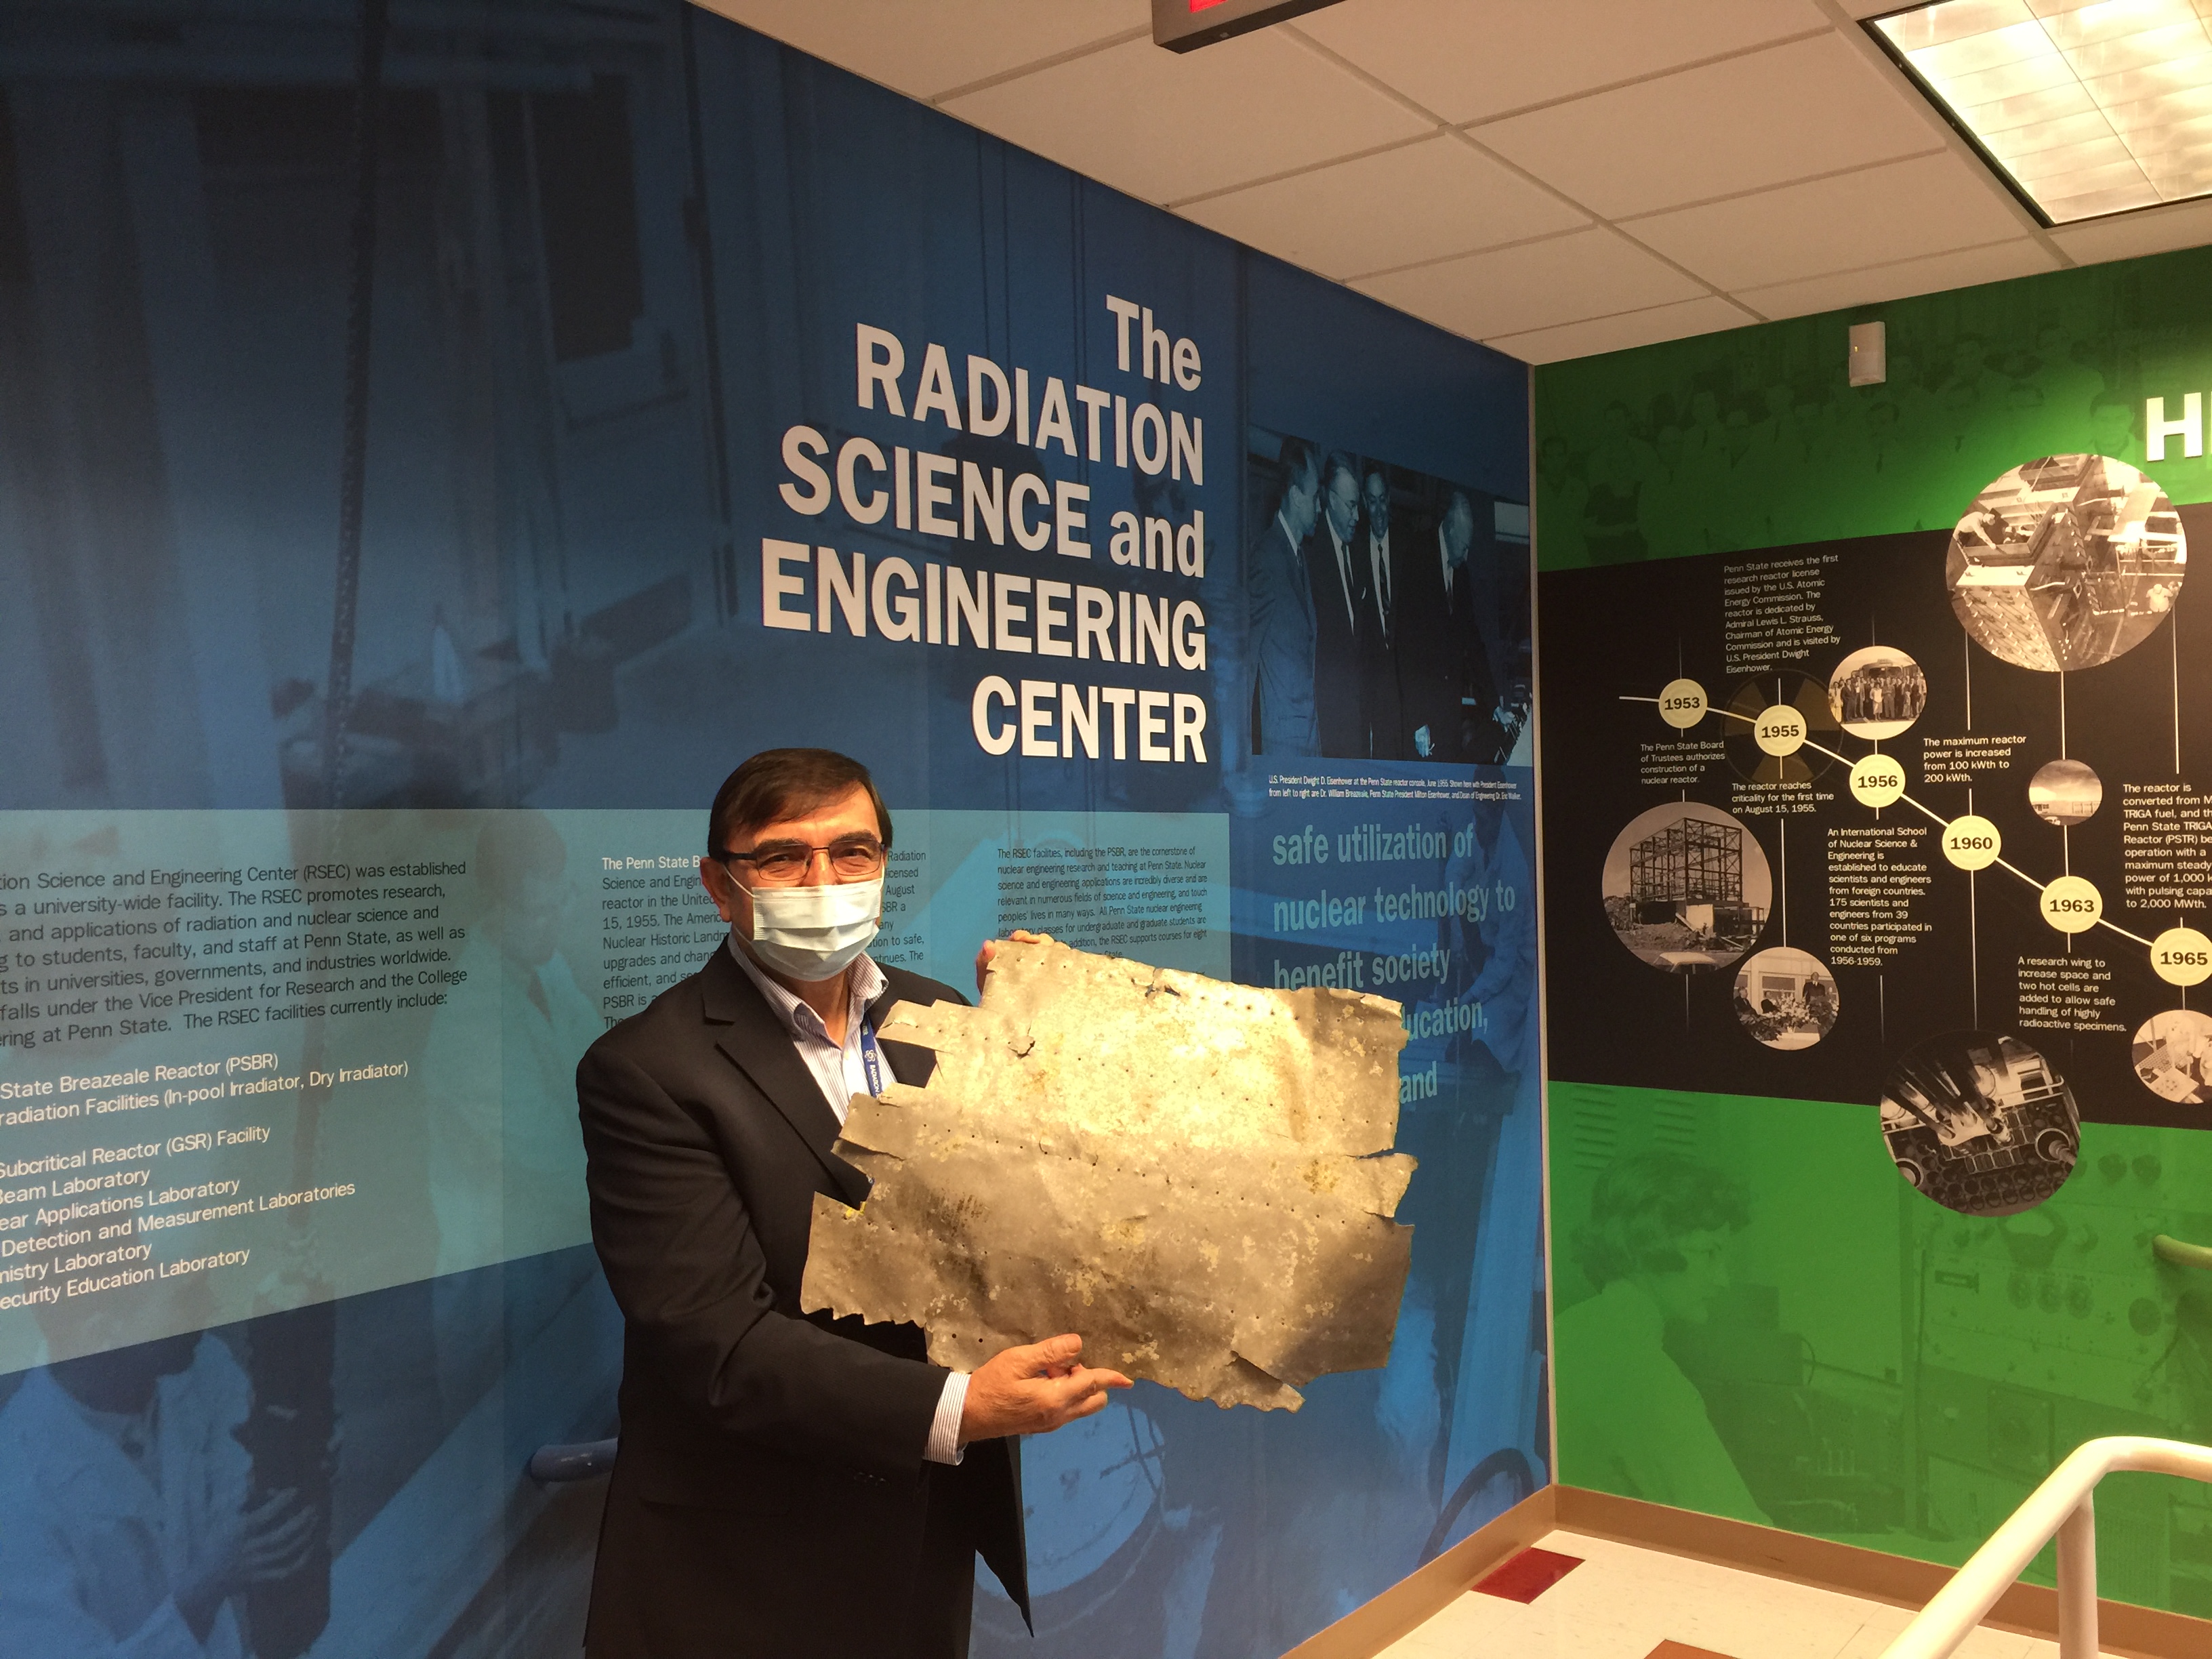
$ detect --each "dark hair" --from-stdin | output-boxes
[1279,436,1318,495]
[708,747,891,856]
[1323,450,1359,495]
[1573,1151,1750,1289]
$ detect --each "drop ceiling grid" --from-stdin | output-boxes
[693,0,2212,362]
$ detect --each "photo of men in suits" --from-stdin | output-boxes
[1244,433,1527,765]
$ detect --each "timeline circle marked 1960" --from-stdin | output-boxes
[2039,874,2102,934]
[1849,753,1906,808]
[1658,678,1707,730]
[2152,926,2212,987]
[1753,703,1807,756]
[1942,815,2002,872]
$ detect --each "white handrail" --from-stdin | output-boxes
[1879,1435,2212,1659]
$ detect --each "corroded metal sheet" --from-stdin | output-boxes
[800,939,1414,1410]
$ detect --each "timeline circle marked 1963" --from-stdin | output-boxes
[1754,703,1808,756]
[1849,753,1906,808]
[2152,926,2212,987]
[1658,678,1707,730]
[2040,874,2102,934]
[1942,815,2002,871]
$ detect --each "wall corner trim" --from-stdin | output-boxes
[1279,1483,1559,1659]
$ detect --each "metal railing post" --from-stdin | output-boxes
[2055,1496,2097,1659]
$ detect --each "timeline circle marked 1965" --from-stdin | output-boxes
[1754,703,1807,756]
[1849,753,1906,808]
[1658,678,1708,730]
[2040,874,2102,934]
[2152,926,2212,987]
[1942,815,2002,871]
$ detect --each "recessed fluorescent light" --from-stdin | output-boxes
[1867,0,2212,225]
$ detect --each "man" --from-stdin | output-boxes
[1307,451,1374,758]
[1359,466,1408,758]
[577,748,1128,1658]
[0,1296,320,1656]
[1398,491,1507,764]
[1247,438,1322,756]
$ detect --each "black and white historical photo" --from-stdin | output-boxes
[2028,756,2104,826]
[1879,1031,2081,1216]
[1601,802,1771,974]
[1732,947,1839,1050]
[1946,453,2185,672]
[2133,1009,2212,1106]
[1826,645,1927,739]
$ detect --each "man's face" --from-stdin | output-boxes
[701,783,882,940]
[1362,474,1389,539]
[1442,504,1473,567]
[1282,470,1319,540]
[1642,1227,1732,1324]
[1324,470,1358,541]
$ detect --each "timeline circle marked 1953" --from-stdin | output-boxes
[1753,703,1808,756]
[2152,926,2212,987]
[1657,678,1707,730]
[1849,753,1906,808]
[2039,874,2102,934]
[1942,815,2002,872]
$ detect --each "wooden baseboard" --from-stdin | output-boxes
[1552,1486,2212,1659]
[1279,1483,2212,1659]
[1279,1485,1558,1659]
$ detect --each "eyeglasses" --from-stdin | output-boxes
[718,836,886,886]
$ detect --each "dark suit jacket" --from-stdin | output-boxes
[1248,513,1319,756]
[1398,526,1507,764]
[1359,524,1410,758]
[1306,520,1373,758]
[577,947,1026,1656]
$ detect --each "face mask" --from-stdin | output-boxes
[740,878,882,983]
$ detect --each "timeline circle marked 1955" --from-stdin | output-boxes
[1754,703,1807,756]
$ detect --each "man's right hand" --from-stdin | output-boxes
[959,1334,1130,1442]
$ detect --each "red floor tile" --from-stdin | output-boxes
[1471,1545,1584,1603]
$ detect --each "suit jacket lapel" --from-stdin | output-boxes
[699,947,867,1203]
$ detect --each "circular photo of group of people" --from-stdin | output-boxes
[1879,1030,2081,1216]
[1827,645,1926,739]
[1946,453,2185,674]
[1732,947,1839,1050]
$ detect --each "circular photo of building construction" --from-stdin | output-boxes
[2028,757,2103,827]
[1879,1031,2080,1215]
[1600,802,1771,974]
[1946,454,2184,672]
[2133,1008,2212,1105]
[1826,645,1926,739]
[1732,947,1839,1050]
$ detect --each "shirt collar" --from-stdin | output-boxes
[725,933,886,1042]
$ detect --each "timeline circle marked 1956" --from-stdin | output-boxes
[1849,753,1906,808]
[1753,703,1807,756]
[1942,815,2002,872]
[2152,926,2212,987]
[2039,874,2102,934]
[1658,678,1708,730]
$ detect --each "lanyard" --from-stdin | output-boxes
[857,1017,886,1099]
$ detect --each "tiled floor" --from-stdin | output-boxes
[1377,1530,2118,1659]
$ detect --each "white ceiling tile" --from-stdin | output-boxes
[1629,151,2032,291]
[1175,135,1588,281]
[691,0,1148,102]
[2050,194,2212,265]
[939,30,1433,205]
[1351,227,1708,340]
[1734,238,2061,319]
[1486,295,1757,363]
[1296,0,1828,125]
[1475,33,1940,218]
